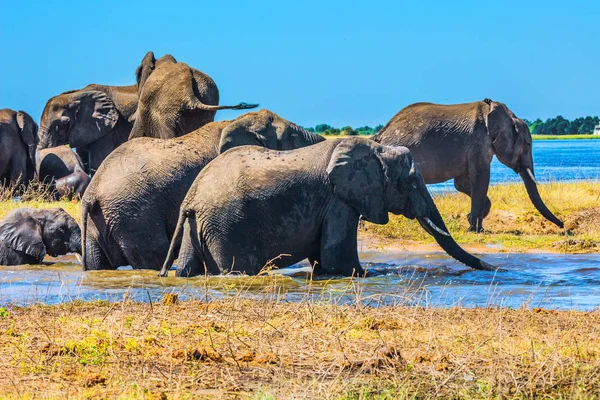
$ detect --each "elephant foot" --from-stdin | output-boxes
[468,225,486,233]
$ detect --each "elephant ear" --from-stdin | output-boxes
[486,100,518,167]
[68,90,119,149]
[218,113,278,154]
[135,51,156,95]
[16,111,39,169]
[326,139,389,224]
[0,211,46,260]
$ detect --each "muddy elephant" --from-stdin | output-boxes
[38,84,138,175]
[373,99,563,232]
[159,138,495,278]
[0,109,38,190]
[36,146,90,199]
[0,207,81,266]
[128,51,258,140]
[82,110,324,271]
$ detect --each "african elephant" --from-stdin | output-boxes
[373,99,563,232]
[159,137,495,278]
[0,109,38,190]
[82,110,324,271]
[38,84,138,175]
[0,207,81,266]
[128,51,258,140]
[36,146,90,199]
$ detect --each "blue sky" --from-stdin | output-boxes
[1,0,598,127]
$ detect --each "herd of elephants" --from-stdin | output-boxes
[0,52,565,276]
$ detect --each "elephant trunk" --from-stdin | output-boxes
[415,197,497,271]
[519,168,564,228]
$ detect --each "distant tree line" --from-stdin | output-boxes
[304,124,385,136]
[524,116,600,135]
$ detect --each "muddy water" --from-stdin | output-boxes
[1,252,599,310]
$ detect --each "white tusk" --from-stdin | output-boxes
[75,253,82,263]
[526,168,537,185]
[424,217,450,236]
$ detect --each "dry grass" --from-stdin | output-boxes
[365,181,600,253]
[1,294,599,399]
[0,183,80,223]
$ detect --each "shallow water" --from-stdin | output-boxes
[431,139,600,192]
[2,252,599,311]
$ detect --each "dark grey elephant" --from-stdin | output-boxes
[128,51,258,140]
[0,109,38,190]
[159,138,495,278]
[373,99,563,232]
[36,146,90,199]
[37,84,138,175]
[82,110,324,271]
[0,207,81,266]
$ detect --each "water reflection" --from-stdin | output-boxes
[1,252,599,310]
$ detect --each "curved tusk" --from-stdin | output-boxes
[526,168,538,185]
[424,217,450,236]
[74,253,82,263]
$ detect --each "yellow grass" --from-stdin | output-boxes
[365,181,600,253]
[1,296,599,398]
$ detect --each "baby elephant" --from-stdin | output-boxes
[160,137,495,277]
[0,208,81,266]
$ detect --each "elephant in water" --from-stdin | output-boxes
[0,109,38,190]
[0,208,81,266]
[159,137,495,278]
[129,51,258,140]
[36,146,90,199]
[38,83,138,175]
[373,99,563,232]
[81,110,324,271]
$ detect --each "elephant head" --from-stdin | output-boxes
[486,100,563,228]
[38,90,119,150]
[135,51,177,95]
[16,111,39,178]
[0,208,81,260]
[327,139,496,271]
[218,110,325,154]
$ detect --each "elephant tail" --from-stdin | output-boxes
[81,201,90,270]
[159,210,191,277]
[187,98,259,112]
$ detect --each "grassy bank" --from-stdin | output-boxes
[1,297,599,398]
[366,180,600,254]
[2,181,597,254]
[531,134,600,140]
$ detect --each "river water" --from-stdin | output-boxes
[1,140,599,310]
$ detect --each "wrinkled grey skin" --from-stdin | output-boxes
[38,84,138,175]
[129,51,258,140]
[36,146,90,199]
[0,208,81,266]
[160,138,496,278]
[82,110,324,271]
[54,167,90,200]
[0,109,38,190]
[373,99,563,232]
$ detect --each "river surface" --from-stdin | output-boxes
[431,139,600,191]
[1,139,599,311]
[1,252,600,311]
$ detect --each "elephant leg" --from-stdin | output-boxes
[319,202,364,276]
[455,166,491,233]
[175,216,216,277]
[84,223,113,270]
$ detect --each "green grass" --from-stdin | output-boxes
[532,134,600,140]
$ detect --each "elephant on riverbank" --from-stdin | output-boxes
[0,208,81,266]
[36,146,90,199]
[159,137,495,278]
[82,110,324,271]
[373,99,563,232]
[0,109,38,190]
[128,51,258,140]
[38,84,138,175]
